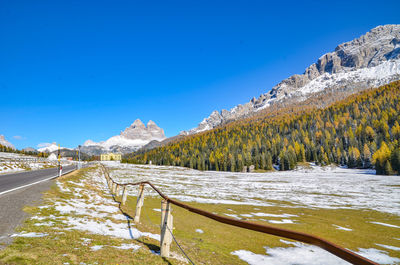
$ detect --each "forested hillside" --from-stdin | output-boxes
[0,144,48,157]
[124,81,400,175]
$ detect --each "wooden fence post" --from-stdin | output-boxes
[116,184,121,196]
[122,186,128,205]
[134,184,145,223]
[112,183,117,194]
[160,200,173,258]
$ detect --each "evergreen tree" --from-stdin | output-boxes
[390,148,400,174]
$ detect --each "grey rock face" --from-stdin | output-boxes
[82,119,166,154]
[146,120,166,140]
[182,25,400,135]
[0,135,15,149]
[120,119,165,141]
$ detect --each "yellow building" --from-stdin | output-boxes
[100,153,122,161]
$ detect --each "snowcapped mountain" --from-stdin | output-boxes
[81,119,166,155]
[38,142,69,153]
[182,24,400,135]
[0,135,15,149]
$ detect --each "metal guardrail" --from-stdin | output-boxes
[100,164,378,265]
[0,158,48,163]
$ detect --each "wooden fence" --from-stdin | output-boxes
[100,164,377,265]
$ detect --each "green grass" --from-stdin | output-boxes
[1,165,399,265]
[118,194,400,264]
[0,166,184,265]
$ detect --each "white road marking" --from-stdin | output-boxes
[0,170,74,196]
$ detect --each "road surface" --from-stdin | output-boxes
[0,164,77,248]
[0,165,76,195]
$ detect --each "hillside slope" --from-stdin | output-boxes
[126,81,400,175]
[182,24,400,135]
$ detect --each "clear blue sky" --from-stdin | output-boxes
[1,0,399,149]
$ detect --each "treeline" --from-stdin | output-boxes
[0,144,49,158]
[124,81,400,175]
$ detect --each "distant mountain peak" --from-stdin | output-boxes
[0,135,15,149]
[147,120,156,126]
[37,142,69,153]
[81,119,166,155]
[182,24,400,136]
[120,119,165,140]
[131,119,145,128]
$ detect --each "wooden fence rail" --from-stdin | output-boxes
[99,164,377,265]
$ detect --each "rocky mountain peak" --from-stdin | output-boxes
[0,135,15,149]
[147,120,157,127]
[81,119,166,155]
[121,119,165,140]
[131,119,146,129]
[182,24,400,136]
[83,140,97,146]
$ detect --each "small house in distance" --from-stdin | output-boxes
[100,153,122,161]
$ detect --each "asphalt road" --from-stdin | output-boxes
[0,164,78,249]
[0,165,76,195]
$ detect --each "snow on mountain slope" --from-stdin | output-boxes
[38,142,69,153]
[182,24,400,135]
[0,135,14,149]
[82,119,166,155]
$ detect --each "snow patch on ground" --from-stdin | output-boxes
[0,152,73,174]
[266,219,294,224]
[251,213,298,218]
[52,169,161,242]
[224,213,240,219]
[81,238,92,246]
[356,248,400,264]
[90,245,103,251]
[232,240,400,265]
[34,221,54,226]
[113,243,141,251]
[63,216,160,241]
[57,181,71,193]
[370,222,400,228]
[195,229,204,234]
[332,224,352,231]
[106,163,400,215]
[375,243,400,251]
[11,232,48,238]
[241,214,253,218]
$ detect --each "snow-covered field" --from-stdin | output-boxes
[0,152,71,174]
[10,165,186,264]
[103,162,400,265]
[9,162,399,264]
[104,162,400,215]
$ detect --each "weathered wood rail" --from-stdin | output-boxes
[100,164,378,265]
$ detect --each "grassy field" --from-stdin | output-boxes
[118,192,400,264]
[0,167,178,265]
[0,164,399,264]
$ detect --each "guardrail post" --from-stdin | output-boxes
[160,200,173,258]
[134,184,145,223]
[122,186,128,205]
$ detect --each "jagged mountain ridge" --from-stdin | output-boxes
[82,119,166,155]
[182,24,400,135]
